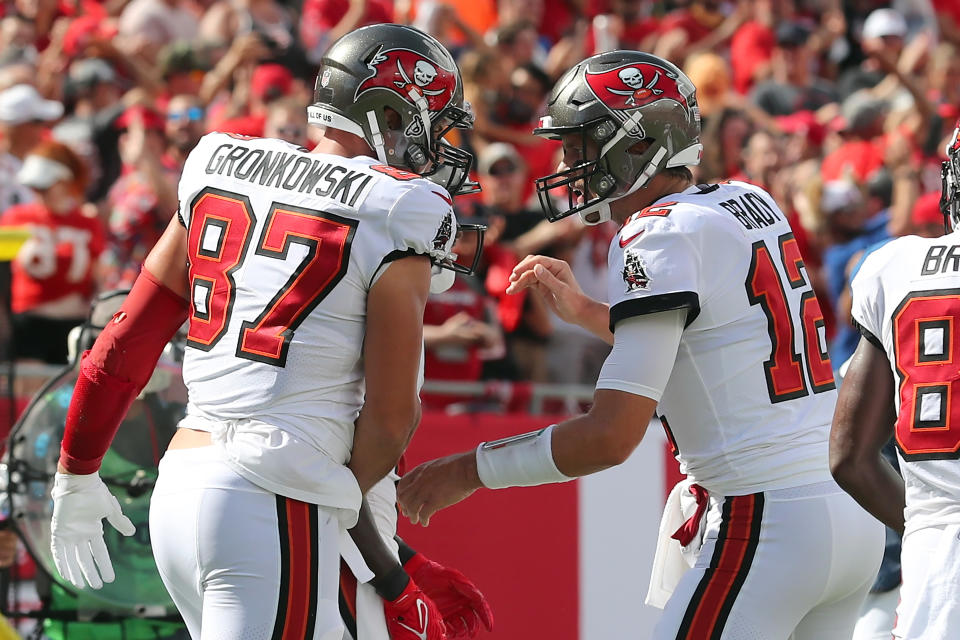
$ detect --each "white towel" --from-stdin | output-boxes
[339,529,391,640]
[645,479,708,608]
[355,581,390,640]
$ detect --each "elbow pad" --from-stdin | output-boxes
[59,269,189,474]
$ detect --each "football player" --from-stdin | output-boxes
[398,50,884,639]
[831,122,960,639]
[49,24,486,640]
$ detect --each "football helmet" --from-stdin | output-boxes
[308,23,477,196]
[941,120,960,231]
[533,51,702,225]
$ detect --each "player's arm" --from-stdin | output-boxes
[830,336,905,535]
[506,254,613,344]
[349,255,431,495]
[348,498,450,639]
[51,214,190,590]
[398,310,682,525]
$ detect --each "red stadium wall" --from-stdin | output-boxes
[400,412,676,640]
[399,413,580,640]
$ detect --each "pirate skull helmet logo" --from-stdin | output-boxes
[618,67,644,90]
[584,62,686,112]
[414,60,438,87]
[355,47,458,139]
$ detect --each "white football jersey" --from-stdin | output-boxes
[609,181,836,496]
[851,231,960,533]
[174,132,454,521]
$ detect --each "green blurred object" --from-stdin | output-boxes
[3,290,190,634]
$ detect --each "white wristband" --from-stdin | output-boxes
[475,424,573,489]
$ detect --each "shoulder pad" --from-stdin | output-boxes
[385,182,456,257]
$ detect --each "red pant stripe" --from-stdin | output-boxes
[676,493,764,640]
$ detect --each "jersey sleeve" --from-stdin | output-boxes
[383,183,454,260]
[607,215,702,333]
[849,249,888,349]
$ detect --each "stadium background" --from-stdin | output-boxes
[0,0,958,635]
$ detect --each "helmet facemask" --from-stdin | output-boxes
[535,113,680,225]
[420,105,479,196]
[941,122,960,232]
[426,210,486,293]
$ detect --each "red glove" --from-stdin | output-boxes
[383,578,448,640]
[404,553,494,638]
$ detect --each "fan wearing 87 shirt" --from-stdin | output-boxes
[831,120,960,639]
[1,141,104,364]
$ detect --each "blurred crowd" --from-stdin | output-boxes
[0,0,959,408]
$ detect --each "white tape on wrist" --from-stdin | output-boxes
[475,424,573,489]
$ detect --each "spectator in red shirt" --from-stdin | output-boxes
[214,63,293,137]
[422,268,505,409]
[821,93,887,183]
[0,141,104,364]
[101,105,178,290]
[729,1,776,94]
[299,0,392,63]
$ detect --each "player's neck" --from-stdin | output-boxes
[610,173,693,224]
[309,128,376,160]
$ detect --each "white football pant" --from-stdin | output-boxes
[149,445,344,640]
[895,523,960,639]
[653,481,884,640]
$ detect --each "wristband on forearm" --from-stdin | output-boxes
[475,424,573,489]
[395,536,417,566]
[58,269,189,474]
[370,564,411,601]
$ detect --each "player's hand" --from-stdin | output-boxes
[405,553,493,638]
[384,577,449,640]
[505,255,588,325]
[398,452,481,527]
[50,472,136,590]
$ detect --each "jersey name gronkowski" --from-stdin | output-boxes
[609,181,836,495]
[175,132,453,523]
[851,232,960,532]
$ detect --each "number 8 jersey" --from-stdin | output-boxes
[173,132,454,523]
[608,181,837,496]
[851,232,960,533]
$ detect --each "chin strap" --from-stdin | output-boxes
[366,110,389,164]
[578,146,669,226]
